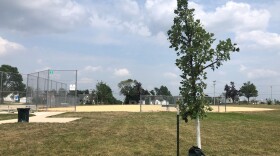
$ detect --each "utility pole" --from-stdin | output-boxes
[213,81,216,105]
[271,85,272,103]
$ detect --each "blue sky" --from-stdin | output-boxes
[1,0,280,101]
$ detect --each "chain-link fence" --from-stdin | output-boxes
[0,70,78,111]
[26,70,78,111]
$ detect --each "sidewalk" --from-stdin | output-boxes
[0,112,80,124]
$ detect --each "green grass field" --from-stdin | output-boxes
[0,105,280,155]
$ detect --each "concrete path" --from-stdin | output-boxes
[0,112,80,124]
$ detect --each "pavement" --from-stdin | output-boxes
[0,112,80,124]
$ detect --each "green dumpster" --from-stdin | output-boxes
[17,108,30,122]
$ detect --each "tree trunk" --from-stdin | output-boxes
[196,117,202,149]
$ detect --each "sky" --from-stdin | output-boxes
[0,0,280,101]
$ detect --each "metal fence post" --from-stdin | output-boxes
[36,72,39,111]
[177,104,180,156]
[0,72,2,103]
[26,74,29,105]
[75,70,77,112]
[47,70,50,110]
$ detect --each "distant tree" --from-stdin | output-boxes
[78,89,89,94]
[224,82,239,103]
[96,81,117,104]
[135,81,142,100]
[149,90,155,96]
[141,89,150,96]
[0,64,26,103]
[239,81,258,103]
[118,79,145,104]
[154,85,172,96]
[167,0,239,148]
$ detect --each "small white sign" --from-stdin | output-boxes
[69,84,76,91]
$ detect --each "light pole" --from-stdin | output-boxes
[270,85,272,103]
[213,81,216,105]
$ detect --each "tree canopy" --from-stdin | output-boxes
[153,85,172,96]
[224,82,239,103]
[0,64,26,103]
[118,79,149,104]
[96,81,119,104]
[239,81,258,103]
[167,0,239,119]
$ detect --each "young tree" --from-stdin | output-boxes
[239,81,258,103]
[224,82,239,103]
[167,0,239,148]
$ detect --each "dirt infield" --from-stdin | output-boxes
[45,105,275,113]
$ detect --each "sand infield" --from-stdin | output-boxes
[45,105,275,113]
[0,105,274,124]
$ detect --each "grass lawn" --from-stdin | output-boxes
[0,106,280,155]
[0,114,19,121]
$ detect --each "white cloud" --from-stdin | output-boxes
[247,69,280,79]
[79,77,94,84]
[123,22,151,37]
[90,14,151,37]
[163,72,178,79]
[36,59,43,65]
[90,14,123,30]
[0,0,87,33]
[236,30,280,48]
[114,68,130,77]
[239,64,247,72]
[84,66,102,72]
[239,64,279,80]
[35,67,51,72]
[0,37,24,56]
[153,31,168,45]
[144,0,176,34]
[145,0,176,22]
[195,1,270,33]
[116,0,140,16]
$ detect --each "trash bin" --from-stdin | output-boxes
[188,146,205,156]
[17,108,30,122]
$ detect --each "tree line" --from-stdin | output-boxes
[224,81,258,103]
[0,64,270,105]
[81,79,172,105]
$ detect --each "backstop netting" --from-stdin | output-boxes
[26,70,78,111]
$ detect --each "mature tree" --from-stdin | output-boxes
[0,64,26,103]
[239,81,258,103]
[167,0,239,148]
[96,81,117,104]
[118,79,144,104]
[154,85,172,96]
[141,89,150,96]
[224,82,239,103]
[149,90,155,96]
